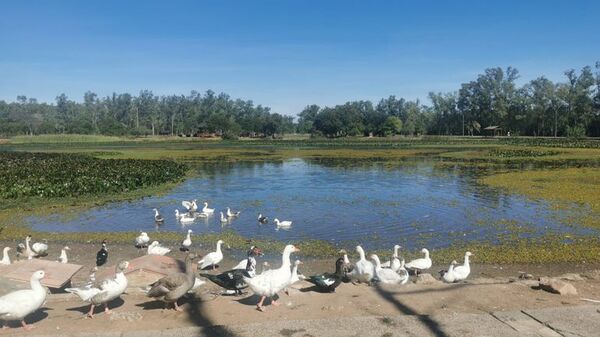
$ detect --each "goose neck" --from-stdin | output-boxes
[30,276,44,292]
[281,248,293,267]
[357,248,366,261]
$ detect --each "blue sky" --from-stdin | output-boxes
[1,0,598,115]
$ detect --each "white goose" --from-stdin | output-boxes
[147,241,171,256]
[181,229,192,251]
[284,260,304,295]
[66,260,129,318]
[441,260,458,283]
[198,240,224,270]
[405,248,432,275]
[243,244,299,312]
[201,202,214,215]
[175,210,195,224]
[380,245,402,272]
[135,232,150,248]
[371,254,405,284]
[273,218,292,228]
[0,247,11,265]
[350,245,375,283]
[58,246,70,264]
[182,199,198,212]
[0,270,46,330]
[219,212,228,224]
[452,252,473,282]
[24,236,47,259]
[226,207,240,217]
[398,259,410,285]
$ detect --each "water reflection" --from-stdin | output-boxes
[26,158,596,251]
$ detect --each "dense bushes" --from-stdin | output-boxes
[0,152,187,198]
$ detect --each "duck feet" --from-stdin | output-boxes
[87,304,95,318]
[21,321,34,331]
[256,304,265,312]
[174,302,183,312]
[271,299,280,306]
[104,304,112,315]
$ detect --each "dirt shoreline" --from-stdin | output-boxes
[1,241,600,335]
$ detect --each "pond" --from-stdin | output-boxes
[26,158,596,251]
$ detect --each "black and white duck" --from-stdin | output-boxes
[96,240,108,267]
[305,255,346,293]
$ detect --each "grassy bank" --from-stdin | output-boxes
[481,168,600,215]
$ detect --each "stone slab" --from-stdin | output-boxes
[523,305,600,337]
[0,259,83,288]
[492,310,562,337]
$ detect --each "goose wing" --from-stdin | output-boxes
[147,273,188,297]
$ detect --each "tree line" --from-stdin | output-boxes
[1,62,599,138]
[300,62,600,138]
[0,90,294,138]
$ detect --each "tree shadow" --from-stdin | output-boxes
[373,282,450,337]
[185,295,239,337]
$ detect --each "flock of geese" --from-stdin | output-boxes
[154,200,292,229]
[0,200,473,330]
[0,229,473,330]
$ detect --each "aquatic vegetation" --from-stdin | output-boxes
[0,152,187,198]
[481,168,600,216]
[488,148,560,158]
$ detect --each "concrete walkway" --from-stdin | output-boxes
[14,304,600,337]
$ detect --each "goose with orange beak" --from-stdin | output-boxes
[244,244,300,312]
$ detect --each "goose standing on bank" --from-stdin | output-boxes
[135,232,150,249]
[96,240,108,267]
[182,199,198,213]
[30,237,48,257]
[381,245,402,272]
[350,246,375,284]
[0,247,11,265]
[198,240,224,270]
[257,213,268,224]
[284,260,304,295]
[340,249,354,283]
[371,254,404,284]
[226,207,240,217]
[146,253,198,311]
[180,229,192,252]
[273,218,292,228]
[66,260,130,318]
[153,208,164,223]
[441,260,458,283]
[452,252,473,282]
[397,259,410,285]
[24,235,47,259]
[201,202,214,215]
[405,248,432,276]
[147,241,171,256]
[58,246,70,264]
[244,244,299,312]
[306,255,345,292]
[0,270,46,330]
